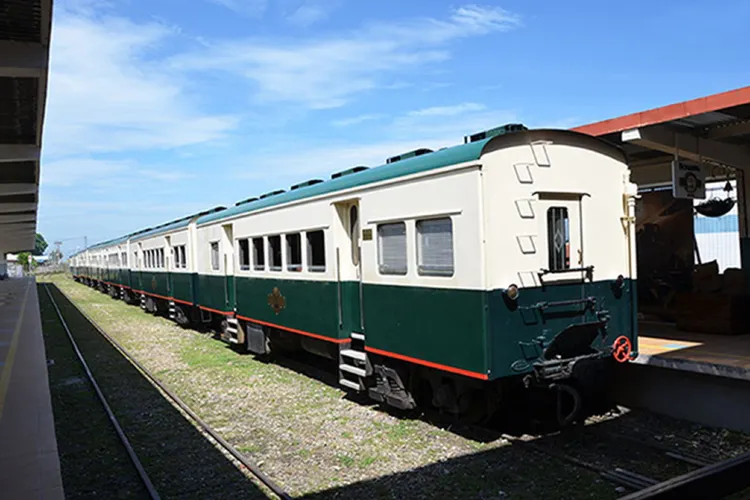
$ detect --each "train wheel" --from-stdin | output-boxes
[458,389,497,425]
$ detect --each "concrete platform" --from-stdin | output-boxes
[0,278,64,499]
[634,321,750,381]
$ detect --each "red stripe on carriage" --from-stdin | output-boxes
[199,306,234,316]
[236,315,349,344]
[364,346,490,380]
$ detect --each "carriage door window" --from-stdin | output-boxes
[350,205,360,267]
[210,242,220,271]
[547,207,570,271]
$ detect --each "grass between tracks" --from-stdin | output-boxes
[40,274,750,499]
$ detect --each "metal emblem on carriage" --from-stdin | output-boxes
[267,287,286,314]
[151,276,157,290]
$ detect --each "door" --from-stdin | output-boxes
[536,193,587,291]
[222,224,236,312]
[336,201,364,334]
[165,237,173,298]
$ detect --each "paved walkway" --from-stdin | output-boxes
[0,277,63,499]
[636,320,750,382]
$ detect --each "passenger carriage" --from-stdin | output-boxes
[70,125,639,424]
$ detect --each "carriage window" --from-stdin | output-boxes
[238,239,250,271]
[210,242,220,271]
[286,233,302,272]
[378,222,407,275]
[417,218,454,277]
[173,245,186,269]
[180,245,187,269]
[268,235,282,271]
[547,207,570,271]
[252,237,265,271]
[122,252,128,267]
[160,248,165,269]
[307,230,325,272]
[350,205,360,267]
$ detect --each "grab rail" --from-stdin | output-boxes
[538,265,594,285]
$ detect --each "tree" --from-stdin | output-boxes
[33,233,48,256]
[16,252,36,273]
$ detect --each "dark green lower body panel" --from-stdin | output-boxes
[234,276,344,341]
[196,274,231,313]
[171,272,195,304]
[135,271,170,299]
[363,284,488,376]
[487,278,637,380]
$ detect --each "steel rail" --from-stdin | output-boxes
[43,284,161,500]
[48,283,292,500]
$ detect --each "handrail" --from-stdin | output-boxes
[538,265,594,284]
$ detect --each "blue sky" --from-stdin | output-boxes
[38,0,750,257]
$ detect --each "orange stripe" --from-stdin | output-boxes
[236,315,348,344]
[141,291,172,302]
[171,297,193,306]
[199,305,233,316]
[365,346,489,380]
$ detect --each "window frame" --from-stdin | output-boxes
[286,233,302,272]
[306,229,326,273]
[547,206,571,271]
[416,217,455,277]
[377,221,408,276]
[238,238,251,271]
[268,235,282,272]
[252,237,265,271]
[210,241,220,271]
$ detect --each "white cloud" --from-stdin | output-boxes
[169,4,521,109]
[41,158,130,187]
[332,113,386,127]
[407,102,486,117]
[44,8,238,158]
[287,3,329,26]
[208,0,269,17]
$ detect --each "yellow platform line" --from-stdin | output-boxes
[0,282,31,422]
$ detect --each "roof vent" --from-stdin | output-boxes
[260,189,285,199]
[235,197,258,207]
[331,166,368,179]
[464,123,527,144]
[291,179,324,190]
[386,148,433,164]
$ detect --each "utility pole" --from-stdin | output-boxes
[53,241,62,265]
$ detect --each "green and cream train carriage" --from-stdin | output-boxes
[71,126,639,424]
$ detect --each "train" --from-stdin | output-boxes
[69,125,640,426]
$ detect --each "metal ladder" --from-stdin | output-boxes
[225,316,240,344]
[338,331,370,391]
[168,300,176,320]
[139,293,146,310]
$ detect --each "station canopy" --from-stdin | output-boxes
[0,0,52,253]
[572,86,750,190]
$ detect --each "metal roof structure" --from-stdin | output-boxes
[196,136,493,226]
[572,86,750,180]
[0,0,53,253]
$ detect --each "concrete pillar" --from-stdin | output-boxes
[736,169,750,290]
[0,253,7,279]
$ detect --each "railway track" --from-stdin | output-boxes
[44,277,750,499]
[43,283,292,500]
[495,423,750,498]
